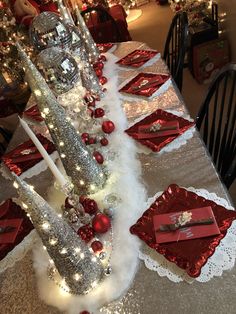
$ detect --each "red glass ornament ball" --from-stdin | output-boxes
[100,137,109,146]
[88,137,97,145]
[93,61,104,70]
[99,76,107,85]
[93,151,104,164]
[95,68,103,77]
[99,55,107,62]
[92,213,111,234]
[102,120,115,134]
[81,132,89,144]
[91,240,103,253]
[77,224,94,243]
[82,198,99,215]
[80,312,90,314]
[94,107,105,118]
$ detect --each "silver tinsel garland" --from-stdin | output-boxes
[16,43,106,194]
[12,173,104,295]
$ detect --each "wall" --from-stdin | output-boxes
[217,0,236,61]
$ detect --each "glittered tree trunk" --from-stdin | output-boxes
[12,173,104,295]
[16,43,106,194]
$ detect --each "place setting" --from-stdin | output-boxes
[119,72,171,101]
[130,184,236,283]
[125,108,195,154]
[116,49,160,69]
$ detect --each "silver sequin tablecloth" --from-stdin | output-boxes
[0,42,235,314]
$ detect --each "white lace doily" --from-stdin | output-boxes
[0,151,59,181]
[139,187,236,283]
[128,110,195,155]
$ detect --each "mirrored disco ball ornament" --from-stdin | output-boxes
[37,47,80,94]
[30,12,72,51]
[69,25,83,51]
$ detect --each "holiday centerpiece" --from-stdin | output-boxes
[4,4,146,312]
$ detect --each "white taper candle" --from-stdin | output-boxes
[19,116,68,188]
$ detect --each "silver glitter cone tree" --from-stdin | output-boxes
[74,6,100,63]
[16,43,106,194]
[55,2,103,97]
[57,0,74,25]
[69,25,104,97]
[12,173,104,295]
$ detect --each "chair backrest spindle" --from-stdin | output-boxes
[196,63,236,188]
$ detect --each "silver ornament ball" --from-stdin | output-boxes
[99,251,107,260]
[105,266,112,276]
[37,47,80,94]
[104,207,114,218]
[30,12,72,51]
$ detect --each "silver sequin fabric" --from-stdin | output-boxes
[0,42,234,314]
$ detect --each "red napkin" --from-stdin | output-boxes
[1,134,55,175]
[24,105,44,122]
[125,109,194,152]
[130,184,236,278]
[0,199,33,261]
[0,219,23,244]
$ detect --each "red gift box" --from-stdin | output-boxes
[125,109,194,152]
[130,184,236,278]
[154,206,220,244]
[0,199,33,261]
[1,134,55,176]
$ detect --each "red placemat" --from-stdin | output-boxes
[130,184,236,278]
[24,105,44,122]
[117,49,158,68]
[1,134,55,175]
[125,109,194,152]
[0,199,33,261]
[119,73,170,98]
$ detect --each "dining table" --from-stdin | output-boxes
[0,41,235,314]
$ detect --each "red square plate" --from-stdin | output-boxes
[125,109,194,152]
[0,199,33,261]
[97,43,114,53]
[1,134,55,176]
[130,184,236,278]
[119,73,170,98]
[116,49,158,68]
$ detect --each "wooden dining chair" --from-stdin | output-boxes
[81,7,123,43]
[196,63,236,189]
[163,11,188,91]
[0,126,12,158]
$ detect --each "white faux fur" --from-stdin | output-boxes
[32,53,147,313]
